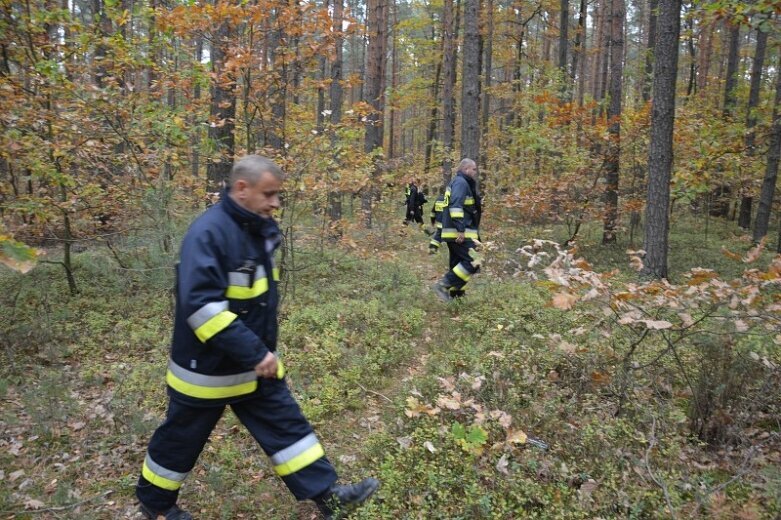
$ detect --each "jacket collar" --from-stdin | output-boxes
[220,189,281,240]
[456,171,478,193]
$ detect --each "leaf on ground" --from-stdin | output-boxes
[496,453,510,475]
[24,498,45,510]
[507,430,527,445]
[551,291,578,310]
[641,319,673,330]
[423,441,437,453]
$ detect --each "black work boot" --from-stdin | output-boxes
[315,477,380,519]
[432,281,453,302]
[139,502,193,520]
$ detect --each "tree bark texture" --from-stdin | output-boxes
[602,0,623,244]
[442,0,457,187]
[643,0,681,279]
[206,21,236,192]
[722,25,740,118]
[752,54,781,244]
[461,0,481,167]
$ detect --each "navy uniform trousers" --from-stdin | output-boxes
[137,378,337,512]
[443,239,480,295]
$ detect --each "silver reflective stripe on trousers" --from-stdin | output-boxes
[269,433,319,466]
[187,300,229,330]
[168,359,257,387]
[145,453,188,483]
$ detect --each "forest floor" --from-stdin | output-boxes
[1,202,780,519]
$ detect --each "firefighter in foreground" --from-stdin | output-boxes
[136,155,378,520]
[432,158,482,301]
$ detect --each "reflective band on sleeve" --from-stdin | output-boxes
[166,359,257,399]
[270,433,326,477]
[226,266,269,299]
[453,263,472,281]
[187,301,237,342]
[272,267,280,282]
[449,208,465,218]
[436,222,443,229]
[142,454,188,491]
[429,240,441,248]
[464,197,475,205]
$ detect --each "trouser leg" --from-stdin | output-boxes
[429,228,442,252]
[231,379,338,501]
[137,399,224,512]
[442,240,479,293]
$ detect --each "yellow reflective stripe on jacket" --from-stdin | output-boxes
[272,267,280,281]
[453,263,472,281]
[449,207,465,218]
[187,301,237,343]
[434,201,446,211]
[441,228,479,239]
[226,266,269,299]
[436,222,443,229]
[429,239,441,248]
[142,454,188,491]
[166,359,257,399]
[464,197,475,205]
[270,433,325,477]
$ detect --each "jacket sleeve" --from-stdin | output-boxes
[177,229,269,369]
[448,180,467,232]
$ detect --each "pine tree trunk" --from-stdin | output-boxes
[481,0,493,168]
[558,0,569,99]
[206,21,236,192]
[328,0,344,224]
[723,25,740,118]
[643,0,681,279]
[442,0,458,187]
[361,0,387,227]
[740,28,768,229]
[461,0,481,166]
[601,0,623,244]
[752,53,781,244]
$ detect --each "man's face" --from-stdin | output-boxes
[462,162,477,177]
[233,171,282,218]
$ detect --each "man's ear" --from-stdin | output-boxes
[233,179,248,196]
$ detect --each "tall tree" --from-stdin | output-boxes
[461,0,481,166]
[643,0,682,279]
[361,0,388,227]
[739,27,768,229]
[442,0,458,187]
[601,0,624,244]
[752,53,781,245]
[642,0,657,103]
[206,20,236,192]
[328,0,344,225]
[558,0,569,98]
[722,25,740,118]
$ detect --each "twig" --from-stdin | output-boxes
[356,382,393,403]
[644,417,677,520]
[1,490,113,515]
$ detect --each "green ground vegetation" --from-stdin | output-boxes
[1,203,779,519]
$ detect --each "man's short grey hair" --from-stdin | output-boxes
[229,155,285,186]
[458,158,476,170]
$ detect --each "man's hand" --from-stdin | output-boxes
[456,232,465,244]
[254,352,278,379]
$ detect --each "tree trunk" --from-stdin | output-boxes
[752,54,781,244]
[328,0,344,224]
[740,28,768,229]
[267,6,287,152]
[571,0,585,101]
[643,0,681,279]
[558,0,569,98]
[424,36,442,177]
[461,0,481,166]
[388,1,399,159]
[723,25,740,118]
[480,0,493,169]
[643,0,659,103]
[361,0,387,227]
[442,0,458,187]
[685,10,696,97]
[602,0,623,244]
[206,21,236,192]
[697,22,713,93]
[191,37,203,178]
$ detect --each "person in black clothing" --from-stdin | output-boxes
[136,155,378,520]
[432,158,482,301]
[403,178,426,227]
